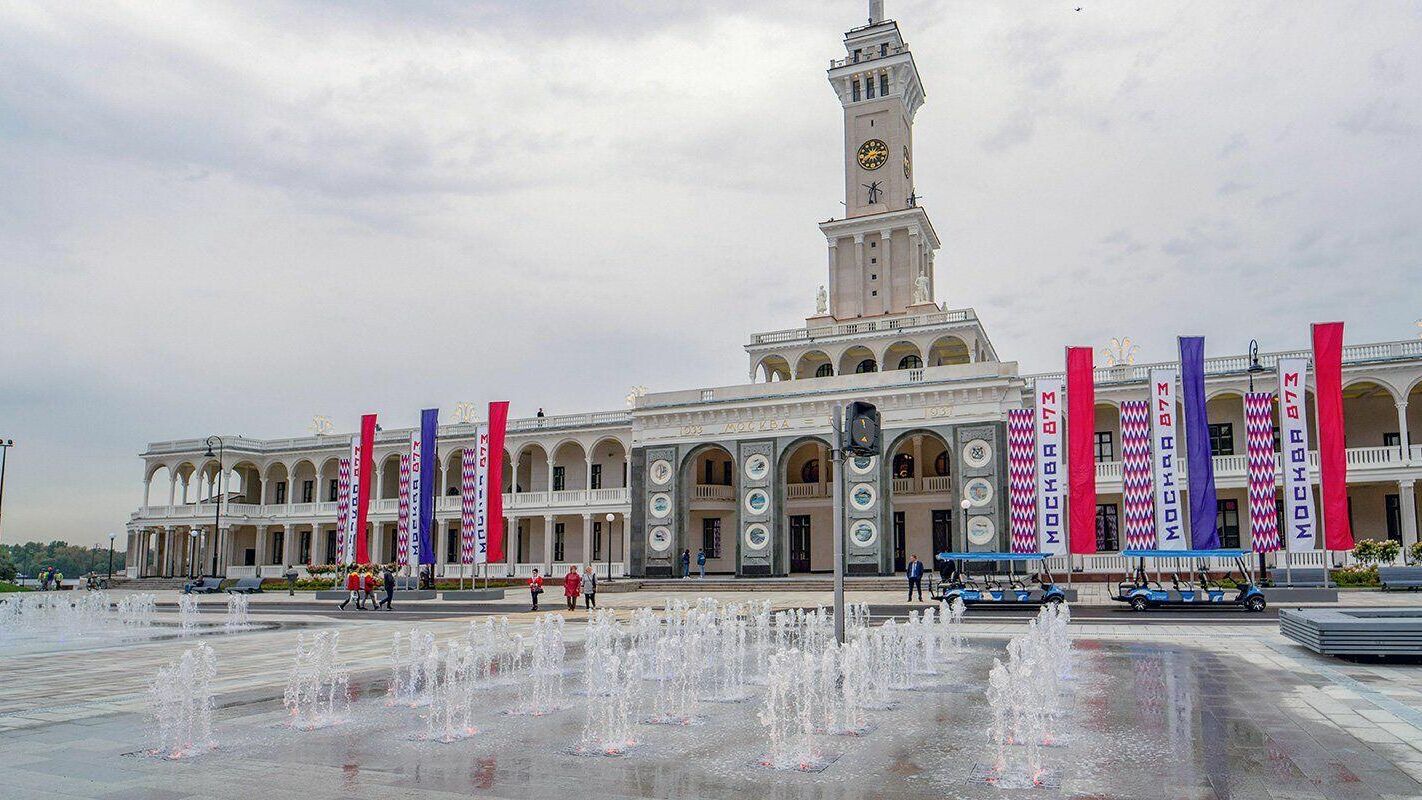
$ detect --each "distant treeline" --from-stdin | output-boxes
[0,541,128,581]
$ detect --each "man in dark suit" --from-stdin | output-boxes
[906,555,924,602]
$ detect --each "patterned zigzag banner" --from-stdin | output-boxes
[1120,399,1156,550]
[396,453,411,566]
[460,439,480,565]
[1007,408,1037,554]
[1244,392,1280,553]
[334,458,351,564]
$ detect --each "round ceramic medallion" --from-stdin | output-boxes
[848,455,877,476]
[966,515,996,546]
[649,459,673,486]
[849,519,879,548]
[848,482,877,512]
[962,439,993,469]
[963,477,994,507]
[648,525,672,552]
[649,493,672,519]
[743,454,770,482]
[743,488,770,516]
[744,523,770,551]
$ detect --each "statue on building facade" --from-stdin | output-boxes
[913,274,930,305]
[815,285,828,315]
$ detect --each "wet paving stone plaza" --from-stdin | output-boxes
[2,592,1422,800]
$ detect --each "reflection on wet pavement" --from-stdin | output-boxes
[2,623,1420,800]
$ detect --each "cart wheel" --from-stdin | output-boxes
[1245,595,1266,613]
[1129,595,1149,612]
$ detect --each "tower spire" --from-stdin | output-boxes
[869,0,884,24]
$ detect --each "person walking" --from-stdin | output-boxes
[361,569,377,609]
[696,549,706,579]
[680,549,691,579]
[379,566,395,610]
[528,569,544,611]
[906,554,925,602]
[581,565,597,609]
[284,565,299,596]
[563,565,581,611]
[339,569,361,610]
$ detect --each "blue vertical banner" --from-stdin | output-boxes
[418,408,439,565]
[1178,336,1219,549]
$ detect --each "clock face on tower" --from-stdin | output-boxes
[856,139,888,170]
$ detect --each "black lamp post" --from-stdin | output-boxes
[605,512,615,582]
[189,529,199,579]
[107,532,116,583]
[1247,339,1265,391]
[204,436,224,578]
[0,438,13,544]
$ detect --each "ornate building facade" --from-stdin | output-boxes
[126,4,1422,580]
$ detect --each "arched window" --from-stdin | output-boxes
[892,453,914,479]
[855,359,877,374]
[934,451,949,477]
[815,363,833,378]
[800,459,819,484]
[897,355,923,370]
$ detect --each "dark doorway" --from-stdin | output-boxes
[893,512,906,571]
[932,509,952,558]
[789,515,811,572]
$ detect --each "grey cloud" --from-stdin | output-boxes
[1338,97,1419,137]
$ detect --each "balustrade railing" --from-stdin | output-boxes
[786,483,827,499]
[693,484,736,501]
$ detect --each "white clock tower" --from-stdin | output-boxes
[815,0,941,322]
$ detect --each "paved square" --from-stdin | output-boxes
[2,594,1421,800]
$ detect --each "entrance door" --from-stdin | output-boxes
[789,515,811,572]
[931,510,952,558]
[893,512,906,572]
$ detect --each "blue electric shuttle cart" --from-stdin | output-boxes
[931,552,1067,606]
[1112,549,1267,612]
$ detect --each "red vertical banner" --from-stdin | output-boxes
[486,401,510,563]
[1066,346,1098,554]
[354,413,377,563]
[1311,322,1354,551]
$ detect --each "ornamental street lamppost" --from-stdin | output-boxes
[204,436,224,578]
[107,532,117,583]
[605,512,615,582]
[1247,339,1265,391]
[189,529,199,580]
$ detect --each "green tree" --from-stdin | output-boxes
[0,547,15,581]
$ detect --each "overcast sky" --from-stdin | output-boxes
[2,0,1419,546]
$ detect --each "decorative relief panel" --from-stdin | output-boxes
[737,440,776,576]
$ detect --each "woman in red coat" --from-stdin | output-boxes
[529,569,544,612]
[563,566,581,611]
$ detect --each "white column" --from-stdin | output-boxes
[1401,480,1418,549]
[879,229,893,314]
[547,458,557,493]
[1397,402,1411,463]
[853,233,866,318]
[581,513,593,568]
[543,514,555,571]
[168,473,177,506]
[585,456,595,496]
[506,515,518,573]
[256,526,268,574]
[825,240,838,317]
[220,526,233,576]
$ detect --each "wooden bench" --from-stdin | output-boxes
[227,577,264,594]
[1380,566,1422,591]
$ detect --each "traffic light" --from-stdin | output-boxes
[843,401,880,456]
